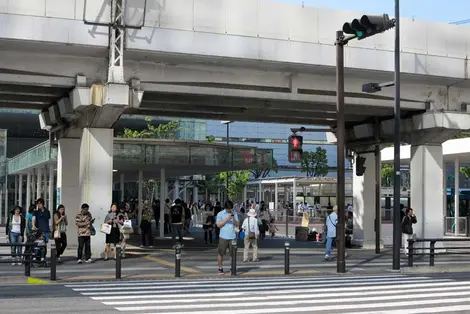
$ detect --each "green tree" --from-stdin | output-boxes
[381,163,394,186]
[218,171,251,199]
[300,147,328,177]
[206,135,216,143]
[120,116,182,139]
[197,174,222,196]
[460,166,470,179]
[251,157,278,179]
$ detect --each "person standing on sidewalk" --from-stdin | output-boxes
[33,198,50,261]
[104,204,121,260]
[170,199,185,246]
[242,208,259,262]
[216,200,239,275]
[5,206,25,265]
[53,204,68,263]
[401,207,417,255]
[75,203,94,264]
[325,206,338,260]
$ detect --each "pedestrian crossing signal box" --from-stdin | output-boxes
[288,135,303,163]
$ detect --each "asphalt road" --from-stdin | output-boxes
[63,273,470,313]
[0,283,117,314]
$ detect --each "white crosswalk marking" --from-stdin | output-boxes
[65,274,470,313]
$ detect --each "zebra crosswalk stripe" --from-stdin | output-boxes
[65,274,470,313]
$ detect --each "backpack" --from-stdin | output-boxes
[171,205,183,223]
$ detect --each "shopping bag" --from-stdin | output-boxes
[123,220,132,229]
[100,223,112,234]
[53,230,61,239]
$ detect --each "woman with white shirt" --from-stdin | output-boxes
[242,208,260,262]
[5,206,25,265]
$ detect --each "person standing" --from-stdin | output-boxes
[6,206,25,265]
[216,200,239,275]
[75,203,94,264]
[53,204,68,262]
[104,204,121,260]
[33,198,50,261]
[170,199,185,245]
[242,208,259,262]
[325,205,338,260]
[401,207,417,255]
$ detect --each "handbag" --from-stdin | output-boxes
[100,223,112,235]
[248,218,256,240]
[123,220,132,229]
[53,230,61,239]
[239,231,245,240]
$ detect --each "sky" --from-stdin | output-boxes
[280,0,470,24]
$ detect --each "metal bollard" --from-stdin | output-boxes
[116,244,122,279]
[284,242,290,275]
[24,244,31,277]
[50,243,57,281]
[175,244,182,278]
[407,240,414,267]
[231,239,237,276]
[429,240,436,267]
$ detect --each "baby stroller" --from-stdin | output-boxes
[24,230,48,267]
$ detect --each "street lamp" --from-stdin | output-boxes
[221,121,234,202]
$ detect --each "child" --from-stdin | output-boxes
[268,218,278,239]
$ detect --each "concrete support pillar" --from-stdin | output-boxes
[454,158,460,236]
[79,128,114,257]
[173,179,180,200]
[57,138,81,248]
[159,168,166,238]
[243,186,247,203]
[18,174,23,209]
[0,188,2,223]
[120,173,125,202]
[14,175,18,205]
[26,172,31,209]
[292,179,296,205]
[4,176,8,219]
[137,170,143,229]
[31,171,36,202]
[36,167,42,200]
[410,144,444,240]
[352,152,378,248]
[48,164,54,211]
[258,182,262,202]
[193,186,198,204]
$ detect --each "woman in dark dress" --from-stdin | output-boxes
[104,203,121,260]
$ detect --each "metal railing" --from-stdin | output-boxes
[0,242,38,276]
[7,139,273,174]
[407,238,470,267]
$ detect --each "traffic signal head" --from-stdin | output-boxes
[355,155,367,176]
[288,134,303,163]
[343,14,395,40]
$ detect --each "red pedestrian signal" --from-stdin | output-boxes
[288,135,303,163]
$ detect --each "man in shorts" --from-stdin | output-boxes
[216,200,238,275]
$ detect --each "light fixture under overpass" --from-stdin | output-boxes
[362,81,395,93]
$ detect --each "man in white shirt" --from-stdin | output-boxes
[242,208,260,262]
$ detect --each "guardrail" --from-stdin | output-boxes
[0,242,38,276]
[407,238,470,267]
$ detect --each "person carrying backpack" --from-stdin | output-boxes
[170,199,185,245]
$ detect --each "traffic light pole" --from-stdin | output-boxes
[335,29,346,274]
[392,0,402,270]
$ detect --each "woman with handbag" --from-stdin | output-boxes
[241,208,260,262]
[104,204,121,260]
[53,204,68,262]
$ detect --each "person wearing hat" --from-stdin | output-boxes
[241,208,260,262]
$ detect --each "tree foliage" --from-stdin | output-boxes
[461,166,470,179]
[120,117,182,139]
[300,147,329,177]
[218,171,251,198]
[206,135,216,143]
[251,157,278,179]
[197,174,222,195]
[381,163,394,186]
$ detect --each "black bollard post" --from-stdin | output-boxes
[24,244,31,277]
[116,244,122,279]
[284,241,290,275]
[175,244,182,278]
[231,239,237,276]
[50,243,57,281]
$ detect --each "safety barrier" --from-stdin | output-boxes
[407,238,470,267]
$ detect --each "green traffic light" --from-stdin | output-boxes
[356,30,363,37]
